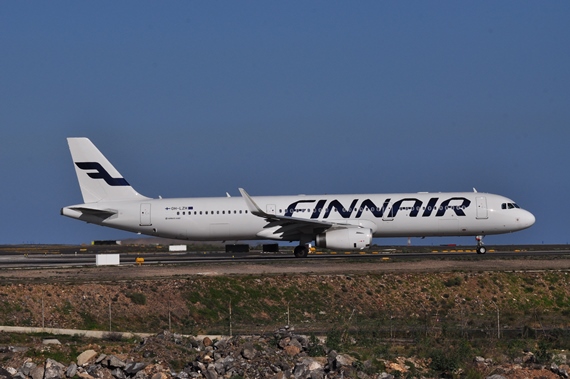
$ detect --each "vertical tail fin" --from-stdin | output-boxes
[67,137,148,203]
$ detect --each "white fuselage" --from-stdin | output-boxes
[61,191,535,242]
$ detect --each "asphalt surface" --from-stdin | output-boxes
[1,244,569,269]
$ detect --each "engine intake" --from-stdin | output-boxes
[315,228,372,250]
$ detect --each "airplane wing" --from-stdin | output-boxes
[239,188,359,241]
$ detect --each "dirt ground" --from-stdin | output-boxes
[2,257,570,379]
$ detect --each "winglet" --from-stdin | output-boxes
[239,188,267,217]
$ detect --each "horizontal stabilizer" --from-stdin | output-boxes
[68,207,117,217]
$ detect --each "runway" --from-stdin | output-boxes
[1,244,569,269]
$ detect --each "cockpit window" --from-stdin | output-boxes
[502,202,520,210]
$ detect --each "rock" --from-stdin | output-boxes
[30,364,44,379]
[279,337,291,349]
[241,343,256,360]
[335,354,356,368]
[142,351,153,358]
[213,339,227,350]
[283,345,301,356]
[202,367,217,379]
[20,361,36,377]
[42,339,61,345]
[293,363,307,379]
[327,350,338,370]
[151,374,167,379]
[485,376,507,379]
[379,373,394,379]
[105,356,126,369]
[76,372,95,379]
[5,369,16,377]
[44,359,66,379]
[66,363,78,378]
[213,362,225,375]
[217,356,234,372]
[202,354,213,364]
[87,367,113,379]
[203,337,213,347]
[305,359,322,371]
[111,368,127,379]
[77,350,98,366]
[96,354,108,364]
[294,335,309,350]
[0,368,13,379]
[124,362,147,376]
[522,352,535,364]
[288,338,303,351]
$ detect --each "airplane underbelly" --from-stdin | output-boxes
[209,223,230,238]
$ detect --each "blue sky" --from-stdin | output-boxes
[1,2,568,246]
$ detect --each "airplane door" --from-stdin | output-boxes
[266,204,276,215]
[140,203,152,226]
[476,197,488,219]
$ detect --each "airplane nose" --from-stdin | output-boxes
[518,210,536,229]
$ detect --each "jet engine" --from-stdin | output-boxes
[315,228,372,250]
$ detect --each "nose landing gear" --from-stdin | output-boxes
[476,235,487,254]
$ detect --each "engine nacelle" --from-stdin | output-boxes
[315,228,372,250]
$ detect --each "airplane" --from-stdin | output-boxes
[61,137,535,257]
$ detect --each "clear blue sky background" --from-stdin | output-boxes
[1,2,568,246]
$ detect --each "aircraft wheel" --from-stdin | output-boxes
[477,245,487,254]
[294,245,308,258]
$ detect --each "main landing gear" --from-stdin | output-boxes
[294,244,309,258]
[476,235,487,254]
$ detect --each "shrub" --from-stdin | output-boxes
[126,292,147,305]
[444,277,462,287]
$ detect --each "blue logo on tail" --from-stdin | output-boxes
[75,162,130,186]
